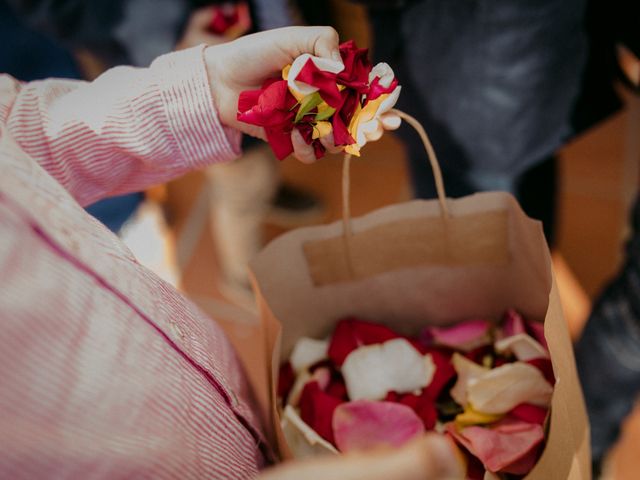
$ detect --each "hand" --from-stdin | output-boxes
[257,434,465,480]
[176,5,250,50]
[204,26,343,162]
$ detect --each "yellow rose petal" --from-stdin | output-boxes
[312,121,333,140]
[455,407,503,428]
[282,64,291,80]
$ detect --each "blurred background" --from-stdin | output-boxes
[1,0,638,477]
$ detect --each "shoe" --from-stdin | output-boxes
[265,183,325,228]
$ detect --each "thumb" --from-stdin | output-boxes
[258,434,465,480]
[280,26,342,65]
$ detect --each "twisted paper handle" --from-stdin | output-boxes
[341,109,449,278]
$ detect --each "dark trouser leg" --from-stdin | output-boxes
[575,196,640,468]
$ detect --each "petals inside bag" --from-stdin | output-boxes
[238,110,591,479]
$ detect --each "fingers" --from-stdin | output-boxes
[380,112,402,131]
[282,26,342,65]
[319,132,343,154]
[258,434,465,480]
[291,129,317,164]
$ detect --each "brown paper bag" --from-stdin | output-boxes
[244,112,591,479]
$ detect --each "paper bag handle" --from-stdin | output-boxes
[341,109,450,278]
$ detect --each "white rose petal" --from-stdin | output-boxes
[342,338,430,401]
[467,362,553,415]
[369,62,395,88]
[290,337,329,373]
[450,353,489,406]
[495,333,549,362]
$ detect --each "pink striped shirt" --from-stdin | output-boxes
[0,46,271,478]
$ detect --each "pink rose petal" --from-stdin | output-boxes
[333,400,425,452]
[502,309,526,338]
[509,403,548,426]
[425,319,492,352]
[447,419,544,474]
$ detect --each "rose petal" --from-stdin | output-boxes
[501,309,527,338]
[447,419,544,474]
[526,357,556,385]
[425,319,492,352]
[527,320,549,351]
[278,362,296,403]
[509,403,548,425]
[264,126,294,160]
[342,338,431,400]
[290,337,329,373]
[423,348,456,400]
[467,362,553,414]
[326,375,348,400]
[300,381,344,445]
[495,333,549,361]
[451,353,490,406]
[327,317,399,366]
[386,390,438,430]
[295,58,343,108]
[455,406,503,427]
[336,40,371,93]
[281,405,338,458]
[287,54,344,100]
[332,400,425,452]
[237,80,295,127]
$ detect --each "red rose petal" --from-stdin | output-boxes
[423,348,456,400]
[328,317,400,366]
[385,390,437,430]
[526,320,549,351]
[208,5,239,34]
[336,40,371,93]
[464,345,494,365]
[278,362,295,403]
[264,126,294,160]
[331,90,358,146]
[326,377,348,400]
[527,357,555,385]
[332,400,425,452]
[367,76,399,102]
[296,58,343,108]
[299,381,343,445]
[237,80,295,127]
[509,403,548,425]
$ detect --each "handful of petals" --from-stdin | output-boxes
[278,309,554,479]
[237,41,402,160]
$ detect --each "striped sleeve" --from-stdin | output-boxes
[2,45,241,207]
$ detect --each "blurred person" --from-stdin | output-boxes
[574,5,640,472]
[0,0,144,233]
[0,26,456,479]
[356,0,590,246]
[7,0,324,305]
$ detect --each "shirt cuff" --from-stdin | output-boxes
[151,45,241,169]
